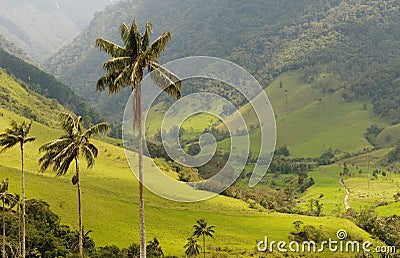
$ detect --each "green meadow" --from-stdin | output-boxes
[0,105,381,256]
[0,65,397,257]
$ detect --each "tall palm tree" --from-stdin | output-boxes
[184,237,201,257]
[96,18,181,258]
[0,120,35,258]
[0,179,18,258]
[39,113,109,258]
[193,219,215,258]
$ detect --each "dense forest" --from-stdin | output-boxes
[45,0,400,125]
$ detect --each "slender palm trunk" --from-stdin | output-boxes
[18,203,21,257]
[367,154,370,189]
[136,84,146,258]
[75,156,84,258]
[2,200,5,258]
[20,143,26,258]
[203,234,206,258]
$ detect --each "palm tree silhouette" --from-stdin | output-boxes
[39,113,109,258]
[193,219,215,258]
[96,19,181,257]
[0,120,35,257]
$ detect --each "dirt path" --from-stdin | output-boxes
[339,179,351,210]
[319,169,351,210]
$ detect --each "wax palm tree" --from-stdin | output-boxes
[193,219,215,258]
[146,237,163,257]
[0,120,35,258]
[184,237,201,257]
[69,227,95,255]
[96,19,181,257]
[0,179,18,258]
[39,113,109,258]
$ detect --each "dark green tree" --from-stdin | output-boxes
[146,237,163,257]
[184,237,200,257]
[292,220,303,233]
[0,179,18,258]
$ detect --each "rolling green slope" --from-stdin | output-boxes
[217,69,389,158]
[376,124,400,148]
[0,48,102,124]
[0,68,66,126]
[275,89,383,157]
[0,107,380,256]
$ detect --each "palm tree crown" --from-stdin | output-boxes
[0,179,18,210]
[193,218,215,258]
[0,120,35,152]
[96,18,181,126]
[184,237,201,257]
[39,113,109,176]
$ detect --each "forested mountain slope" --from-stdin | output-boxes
[46,0,400,124]
[0,0,115,62]
[0,47,103,125]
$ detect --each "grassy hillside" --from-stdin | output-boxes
[0,48,103,124]
[0,107,381,256]
[217,69,389,158]
[0,68,66,126]
[298,149,400,217]
[376,124,400,148]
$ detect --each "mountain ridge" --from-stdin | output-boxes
[0,0,116,62]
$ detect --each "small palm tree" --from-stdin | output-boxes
[184,237,201,257]
[0,179,18,258]
[193,219,215,258]
[69,227,95,255]
[146,237,163,257]
[0,120,35,258]
[39,113,109,258]
[96,18,181,258]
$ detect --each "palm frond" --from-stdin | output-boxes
[103,57,131,73]
[24,137,35,143]
[57,154,75,176]
[114,65,134,89]
[60,113,76,134]
[52,142,75,164]
[82,144,98,168]
[95,38,127,58]
[39,138,70,154]
[120,22,130,45]
[143,31,171,61]
[84,123,110,139]
[127,19,141,54]
[96,70,123,93]
[141,20,153,51]
[0,134,18,152]
[0,179,8,193]
[148,61,181,99]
